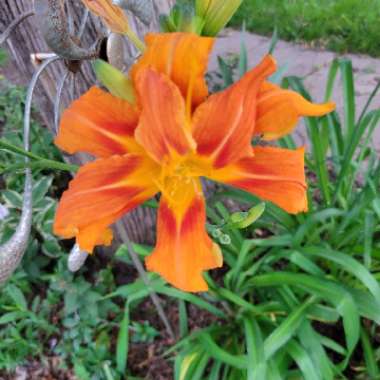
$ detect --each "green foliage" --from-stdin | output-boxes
[160,0,204,34]
[130,321,159,343]
[230,0,380,57]
[0,84,121,380]
[0,49,7,67]
[160,0,243,36]
[156,51,380,379]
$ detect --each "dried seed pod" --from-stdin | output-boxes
[113,0,154,26]
[34,0,100,60]
[68,244,89,272]
[0,171,32,286]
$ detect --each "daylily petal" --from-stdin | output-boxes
[211,146,308,214]
[54,154,159,252]
[255,82,336,140]
[81,0,129,34]
[146,179,222,292]
[131,33,214,107]
[192,55,276,169]
[55,87,141,158]
[134,68,194,163]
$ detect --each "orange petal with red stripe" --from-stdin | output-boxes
[134,68,194,163]
[131,33,214,107]
[256,82,336,140]
[146,180,222,292]
[54,154,159,252]
[55,87,141,158]
[211,146,308,214]
[192,55,276,169]
[81,0,129,34]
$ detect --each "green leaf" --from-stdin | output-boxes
[250,273,360,359]
[116,302,130,374]
[373,198,380,220]
[297,322,335,380]
[1,189,23,209]
[287,340,320,380]
[324,59,339,101]
[178,300,188,338]
[361,327,380,378]
[244,317,266,380]
[6,284,28,311]
[268,26,278,55]
[364,210,375,268]
[0,311,26,324]
[338,59,356,141]
[190,352,210,380]
[177,351,200,380]
[154,285,226,319]
[238,25,248,77]
[293,209,344,246]
[32,176,53,204]
[217,287,265,315]
[349,288,380,325]
[302,246,380,301]
[199,332,246,369]
[209,361,223,380]
[73,360,91,380]
[264,297,315,359]
[217,56,234,88]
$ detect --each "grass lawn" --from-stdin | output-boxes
[230,0,380,57]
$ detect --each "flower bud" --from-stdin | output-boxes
[93,59,135,103]
[229,203,266,229]
[195,0,243,36]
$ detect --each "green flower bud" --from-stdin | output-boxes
[211,228,223,239]
[219,234,231,245]
[93,59,135,103]
[229,203,266,229]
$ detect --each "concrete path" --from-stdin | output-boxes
[209,29,380,149]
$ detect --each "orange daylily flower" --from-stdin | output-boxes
[54,33,335,292]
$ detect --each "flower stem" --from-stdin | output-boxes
[124,29,145,52]
[0,139,79,173]
[115,222,176,341]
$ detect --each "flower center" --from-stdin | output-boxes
[156,155,210,207]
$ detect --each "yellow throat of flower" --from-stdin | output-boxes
[156,154,212,210]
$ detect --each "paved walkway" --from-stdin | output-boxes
[209,30,380,149]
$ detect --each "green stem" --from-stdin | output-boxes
[124,29,145,52]
[0,138,41,161]
[0,138,79,172]
[1,160,77,173]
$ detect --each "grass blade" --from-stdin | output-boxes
[361,327,380,378]
[243,317,266,380]
[264,297,315,359]
[199,332,246,369]
[116,302,130,374]
[339,59,356,140]
[287,340,320,380]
